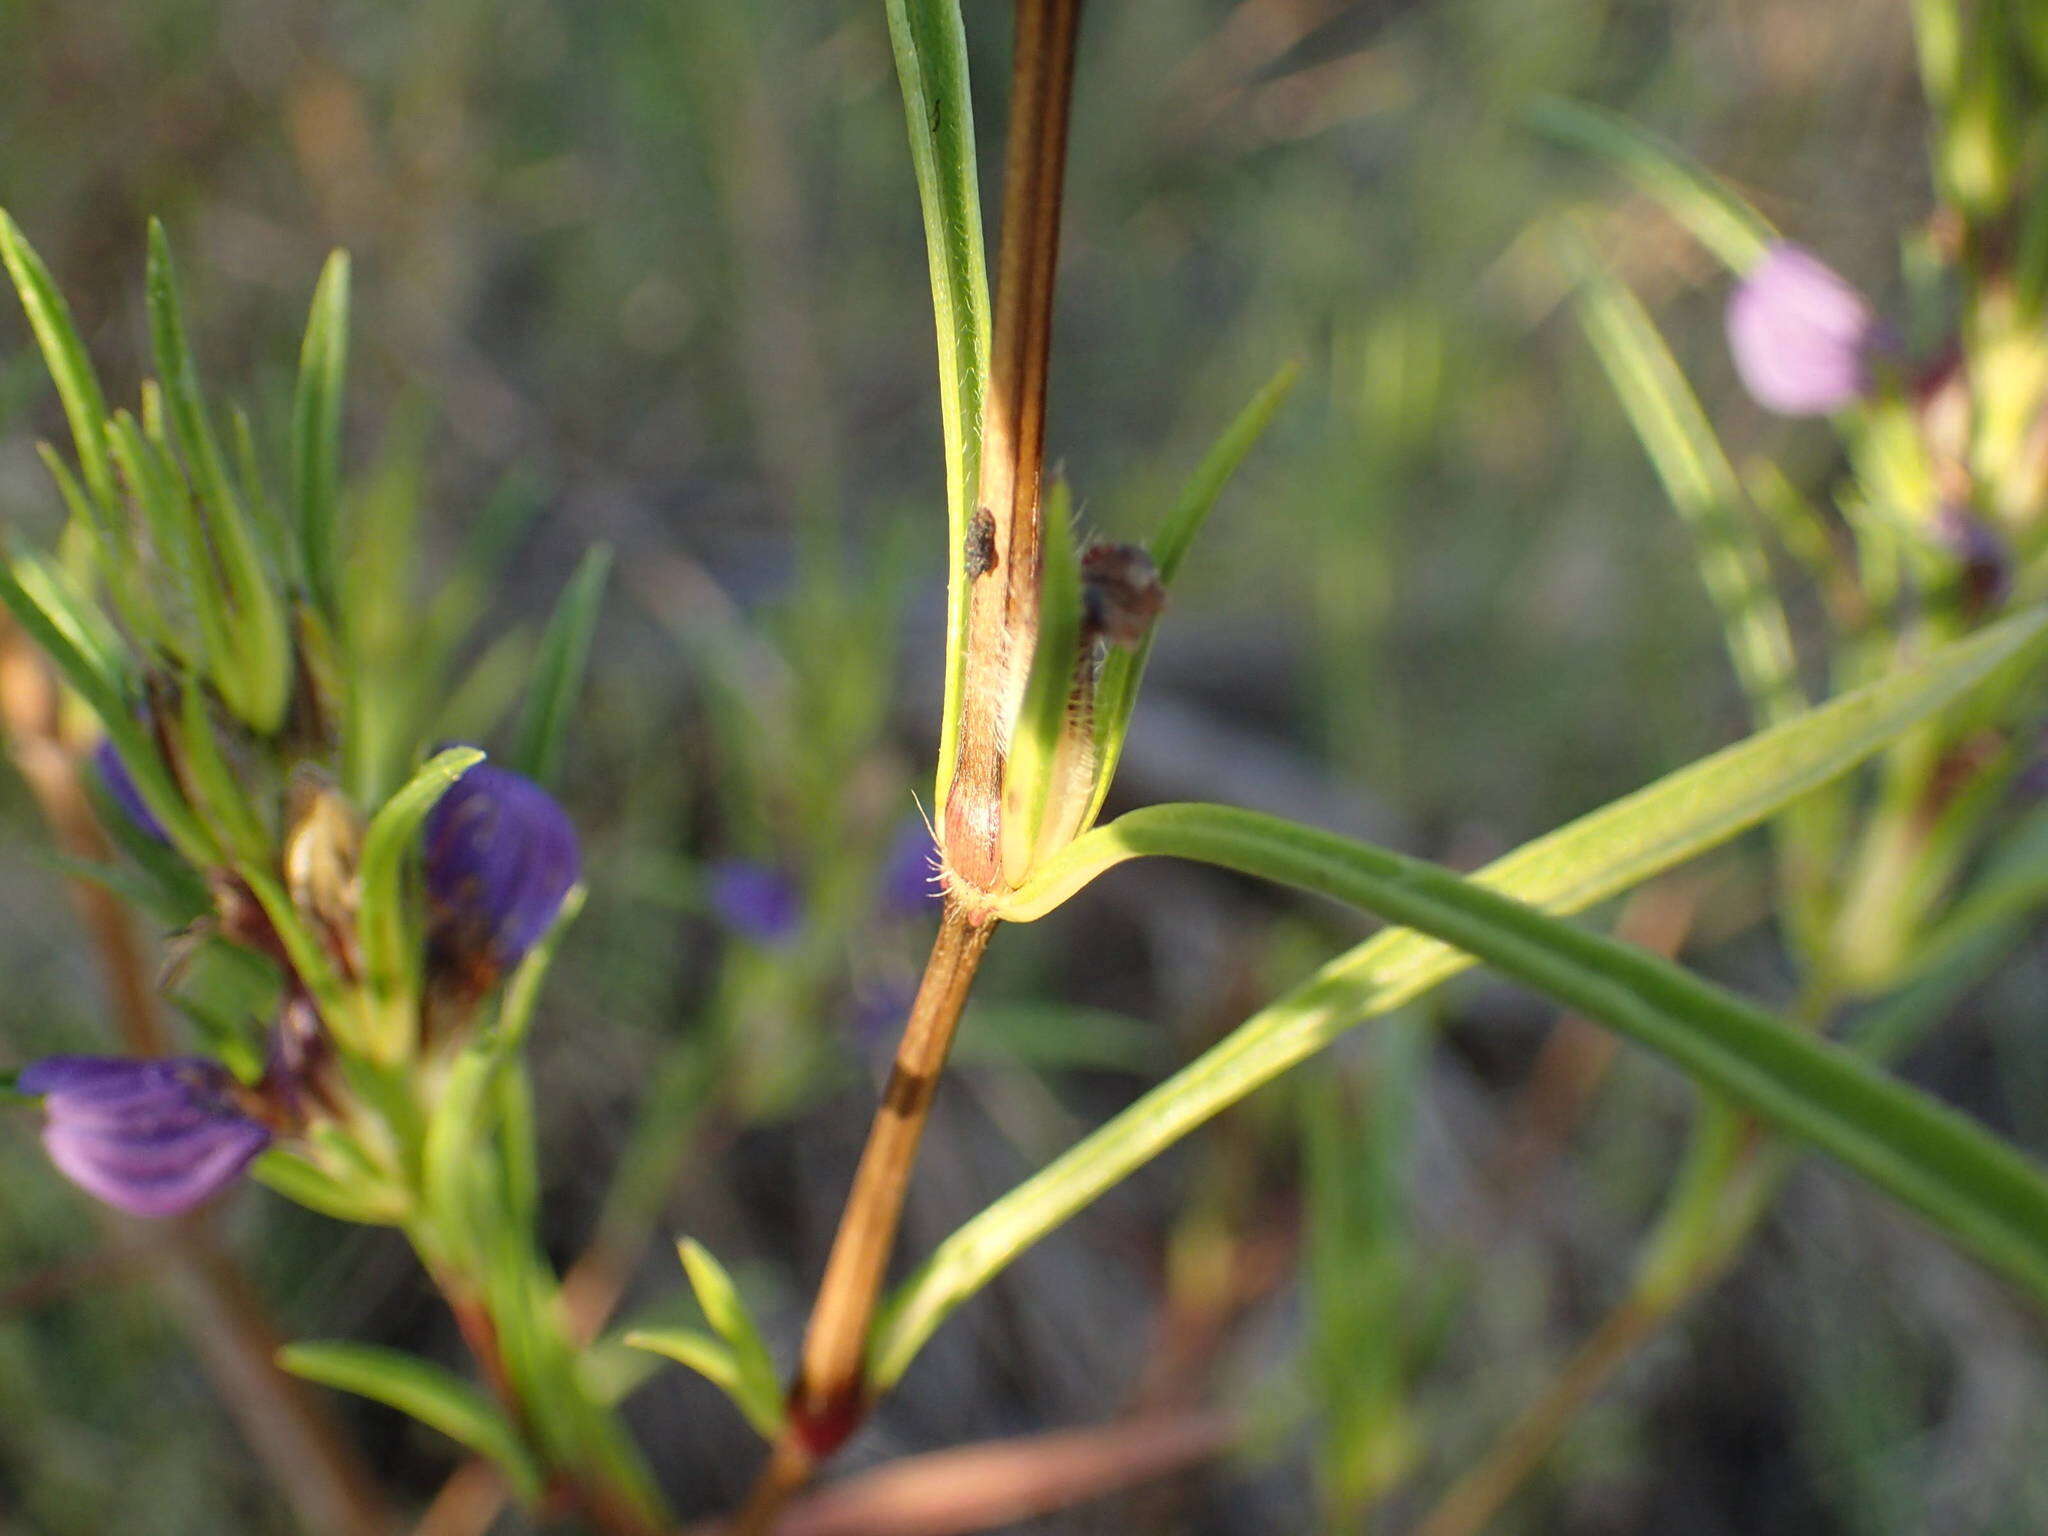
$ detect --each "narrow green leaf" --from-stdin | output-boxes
[145,220,290,732]
[491,884,584,1053]
[1529,97,1775,271]
[674,1239,783,1437]
[623,1327,780,1437]
[106,409,218,669]
[511,544,611,788]
[9,547,127,699]
[279,1342,542,1500]
[0,555,211,861]
[173,681,270,866]
[293,251,351,618]
[355,747,485,1061]
[1068,802,2048,1285]
[0,210,118,513]
[871,606,2048,1386]
[252,1150,408,1226]
[145,220,240,541]
[1087,362,1300,831]
[885,0,991,809]
[1567,235,1805,728]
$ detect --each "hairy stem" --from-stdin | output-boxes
[942,0,1084,893]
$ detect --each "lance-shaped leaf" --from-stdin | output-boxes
[1567,237,1805,728]
[870,604,2048,1387]
[280,1342,542,1501]
[1086,363,1299,831]
[886,0,992,809]
[1528,96,1775,271]
[626,1240,784,1439]
[0,210,118,514]
[292,251,351,620]
[511,544,612,788]
[145,221,292,733]
[1054,802,2048,1286]
[0,555,212,861]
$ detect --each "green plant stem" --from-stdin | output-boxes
[738,896,996,1532]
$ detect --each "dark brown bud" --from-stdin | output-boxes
[1079,542,1164,649]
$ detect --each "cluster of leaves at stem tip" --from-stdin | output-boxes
[0,209,658,1521]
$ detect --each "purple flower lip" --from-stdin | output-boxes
[707,860,804,946]
[15,1055,271,1218]
[92,738,168,843]
[423,759,582,973]
[1726,243,1883,417]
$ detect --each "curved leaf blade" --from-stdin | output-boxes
[280,1342,542,1500]
[872,605,2048,1386]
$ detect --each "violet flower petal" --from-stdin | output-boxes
[16,1055,270,1218]
[1726,244,1880,417]
[423,759,582,971]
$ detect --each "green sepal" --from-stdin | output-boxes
[355,746,485,1064]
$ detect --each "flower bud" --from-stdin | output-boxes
[15,1055,271,1217]
[1079,542,1165,649]
[422,761,581,974]
[1726,244,1882,417]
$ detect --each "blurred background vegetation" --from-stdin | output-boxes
[1,0,2044,1531]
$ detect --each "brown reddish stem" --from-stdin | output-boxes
[942,0,1085,893]
[737,897,996,1532]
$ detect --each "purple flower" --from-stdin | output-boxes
[878,820,940,917]
[423,760,581,972]
[1727,244,1882,416]
[15,1055,271,1218]
[92,737,168,843]
[707,860,803,946]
